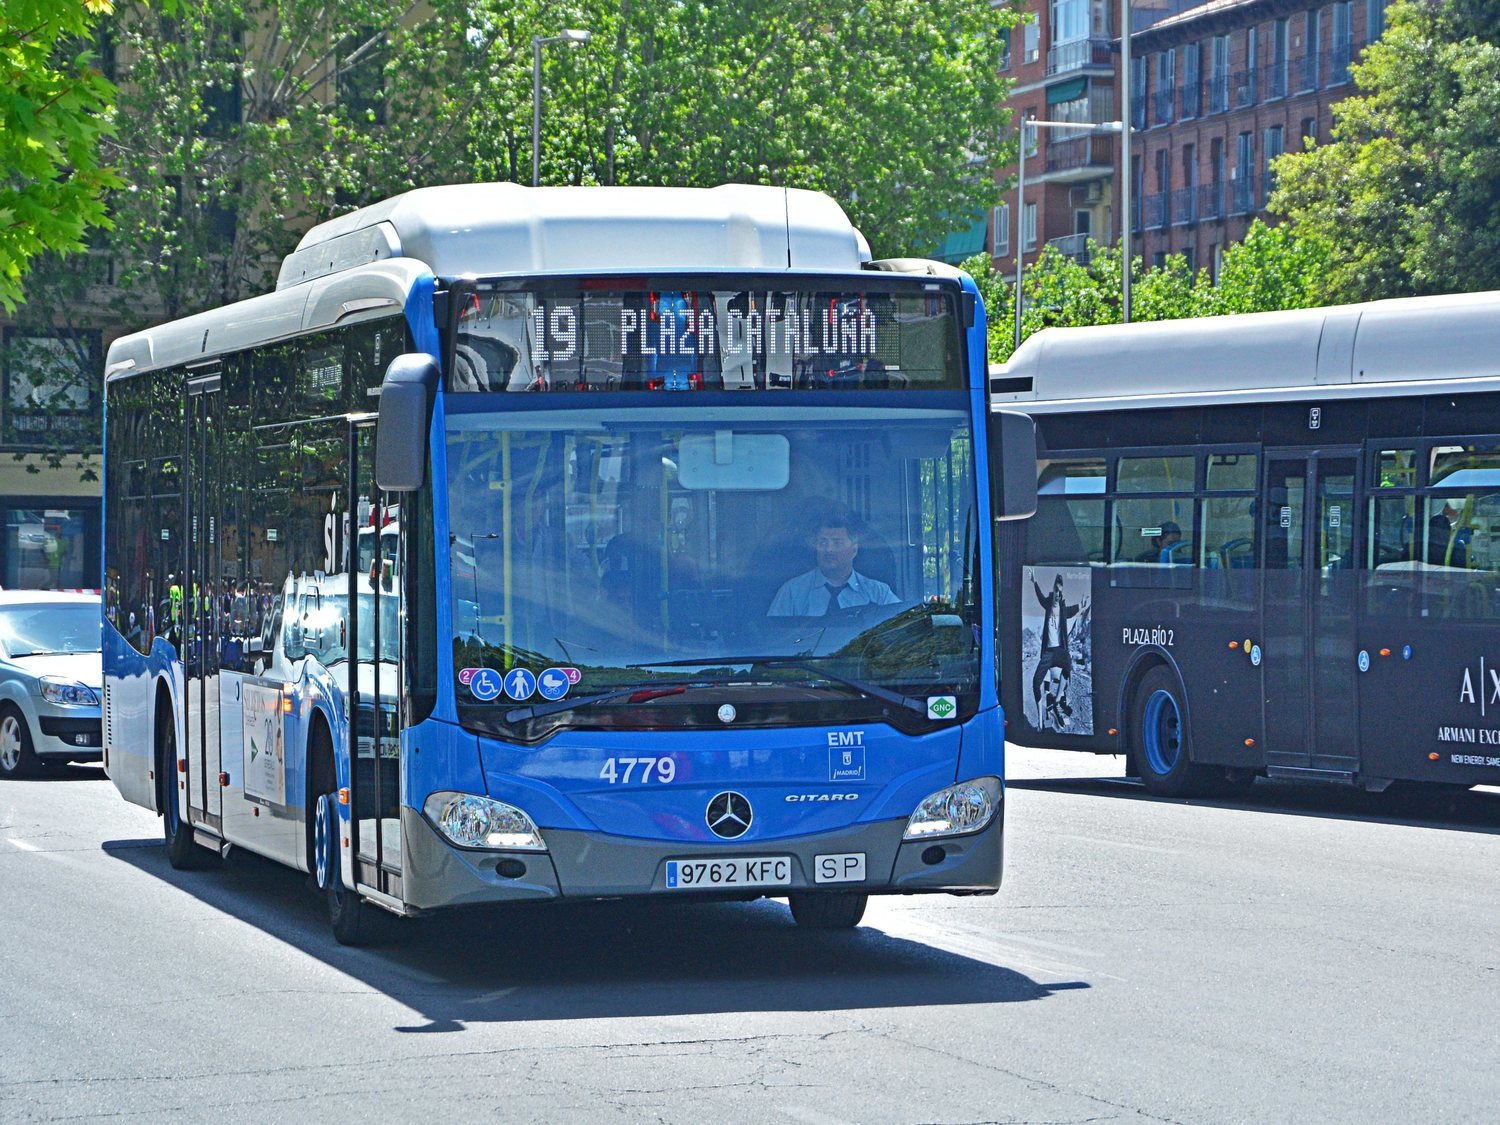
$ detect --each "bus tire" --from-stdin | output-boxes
[309,735,377,947]
[0,705,38,778]
[158,707,215,869]
[1130,666,1209,798]
[788,891,868,930]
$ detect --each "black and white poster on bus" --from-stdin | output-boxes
[1021,565,1093,735]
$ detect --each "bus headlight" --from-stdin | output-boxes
[903,776,1001,840]
[40,677,100,706]
[423,792,548,852]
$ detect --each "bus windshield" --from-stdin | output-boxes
[446,403,978,736]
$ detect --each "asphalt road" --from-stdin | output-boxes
[2,749,1497,1123]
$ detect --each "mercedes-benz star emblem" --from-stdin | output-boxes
[717,704,737,724]
[706,791,753,839]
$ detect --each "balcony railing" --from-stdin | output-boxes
[1170,186,1197,226]
[1231,174,1258,216]
[1232,68,1258,108]
[1151,87,1175,126]
[1047,233,1092,264]
[1330,35,1354,85]
[1144,192,1169,230]
[1198,181,1225,221]
[1264,59,1289,99]
[1293,51,1320,92]
[1179,79,1201,119]
[1207,74,1229,114]
[1047,37,1112,76]
[1044,134,1115,175]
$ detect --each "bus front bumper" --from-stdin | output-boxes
[399,804,1003,912]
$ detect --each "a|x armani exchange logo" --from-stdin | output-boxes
[705,791,753,839]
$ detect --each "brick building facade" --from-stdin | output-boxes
[988,0,1387,282]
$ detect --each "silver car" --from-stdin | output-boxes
[0,592,102,778]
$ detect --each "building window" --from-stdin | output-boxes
[1264,124,1285,203]
[1180,42,1201,119]
[999,27,1012,71]
[1269,18,1289,98]
[1331,2,1354,84]
[1024,21,1040,64]
[1022,112,1038,157]
[1300,9,1323,91]
[1367,0,1387,39]
[994,202,1011,257]
[1209,35,1230,112]
[1130,56,1147,130]
[1233,131,1255,214]
[1301,115,1318,147]
[1051,0,1089,44]
[0,329,100,448]
[338,27,388,124]
[1181,246,1196,272]
[1023,202,1038,251]
[1154,50,1176,125]
[4,505,98,591]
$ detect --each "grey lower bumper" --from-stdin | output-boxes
[400,801,1003,911]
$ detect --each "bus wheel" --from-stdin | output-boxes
[315,788,375,946]
[158,715,215,869]
[1131,667,1208,798]
[789,891,868,930]
[0,706,38,778]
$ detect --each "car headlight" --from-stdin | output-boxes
[903,776,1001,840]
[423,791,547,851]
[40,677,100,706]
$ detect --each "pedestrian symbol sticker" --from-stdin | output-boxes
[469,668,503,701]
[537,668,570,701]
[504,668,537,701]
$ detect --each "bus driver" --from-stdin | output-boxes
[768,509,899,616]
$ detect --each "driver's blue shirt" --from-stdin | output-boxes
[768,568,899,616]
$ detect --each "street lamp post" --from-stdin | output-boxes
[1013,117,1124,349]
[1120,0,1133,324]
[531,28,591,188]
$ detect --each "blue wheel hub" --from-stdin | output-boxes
[314,793,334,890]
[1142,689,1183,776]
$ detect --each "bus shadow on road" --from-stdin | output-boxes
[103,840,1088,1031]
[1007,773,1500,835]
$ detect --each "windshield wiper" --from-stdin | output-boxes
[630,655,930,717]
[502,684,686,724]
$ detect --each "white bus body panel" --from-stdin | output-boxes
[102,668,160,811]
[992,289,1500,414]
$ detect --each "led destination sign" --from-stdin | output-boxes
[453,283,962,393]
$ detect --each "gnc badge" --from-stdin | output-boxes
[927,696,957,720]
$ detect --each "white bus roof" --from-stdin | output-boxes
[108,183,873,379]
[990,289,1500,413]
[277,182,870,289]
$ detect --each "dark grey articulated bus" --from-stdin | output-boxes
[993,290,1500,797]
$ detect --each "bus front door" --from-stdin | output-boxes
[350,421,403,900]
[1261,451,1360,774]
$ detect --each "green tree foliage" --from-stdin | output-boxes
[0,0,118,311]
[966,220,1330,364]
[1270,0,1500,301]
[49,0,1017,322]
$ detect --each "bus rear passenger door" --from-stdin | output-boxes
[185,371,223,828]
[1261,451,1360,773]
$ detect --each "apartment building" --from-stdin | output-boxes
[1130,0,1387,275]
[987,0,1386,281]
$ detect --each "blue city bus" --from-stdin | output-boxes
[101,184,1035,943]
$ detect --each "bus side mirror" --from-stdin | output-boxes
[989,410,1037,521]
[376,354,440,492]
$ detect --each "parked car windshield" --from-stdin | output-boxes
[0,602,100,657]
